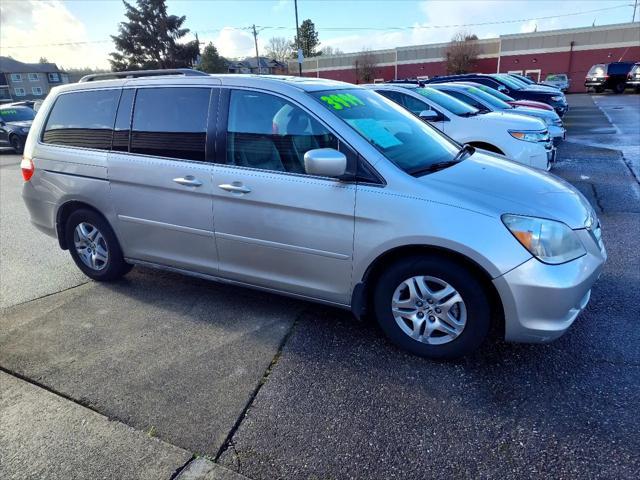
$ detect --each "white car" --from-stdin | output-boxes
[427,82,565,145]
[367,84,554,170]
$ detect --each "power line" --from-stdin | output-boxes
[1,3,633,49]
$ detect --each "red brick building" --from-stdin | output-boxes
[290,22,639,92]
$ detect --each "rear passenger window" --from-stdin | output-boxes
[226,90,337,174]
[131,88,210,161]
[43,89,119,150]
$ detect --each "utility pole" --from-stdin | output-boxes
[252,24,260,74]
[294,0,302,76]
[633,0,638,22]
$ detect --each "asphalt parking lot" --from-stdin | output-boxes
[1,94,639,479]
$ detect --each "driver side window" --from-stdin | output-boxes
[226,90,338,174]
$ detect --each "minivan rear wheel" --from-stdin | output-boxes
[65,209,132,281]
[372,256,491,359]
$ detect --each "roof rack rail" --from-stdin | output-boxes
[78,68,209,83]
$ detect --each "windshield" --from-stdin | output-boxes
[413,87,478,116]
[310,89,459,174]
[587,64,606,77]
[470,83,515,102]
[0,107,35,122]
[491,74,523,90]
[546,74,567,82]
[462,86,511,109]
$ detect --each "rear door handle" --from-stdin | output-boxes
[173,175,202,187]
[218,183,251,194]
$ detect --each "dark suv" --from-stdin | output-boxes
[426,74,568,116]
[626,63,640,92]
[585,62,636,94]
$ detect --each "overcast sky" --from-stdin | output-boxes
[0,0,637,69]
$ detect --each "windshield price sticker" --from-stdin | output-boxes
[320,93,365,110]
[0,109,17,115]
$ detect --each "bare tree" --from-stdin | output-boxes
[355,49,378,84]
[265,36,291,63]
[445,32,480,74]
[321,46,344,56]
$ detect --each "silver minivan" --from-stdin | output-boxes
[21,70,606,358]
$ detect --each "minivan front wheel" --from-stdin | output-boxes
[65,209,132,281]
[372,256,491,359]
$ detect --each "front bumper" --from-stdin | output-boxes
[493,228,606,343]
[549,125,565,145]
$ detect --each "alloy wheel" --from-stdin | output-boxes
[73,222,109,271]
[391,275,467,345]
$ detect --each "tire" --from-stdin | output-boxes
[65,209,132,281]
[10,135,23,154]
[372,256,491,359]
[613,83,625,94]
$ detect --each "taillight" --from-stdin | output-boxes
[21,157,34,181]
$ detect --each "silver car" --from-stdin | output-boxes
[21,70,606,358]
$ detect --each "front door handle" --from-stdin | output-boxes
[173,175,202,187]
[218,183,251,194]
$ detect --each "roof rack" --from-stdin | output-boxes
[78,68,209,83]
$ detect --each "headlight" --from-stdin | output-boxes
[509,130,549,142]
[502,214,586,264]
[551,95,563,102]
[20,127,30,134]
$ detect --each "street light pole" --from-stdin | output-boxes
[294,0,302,76]
[252,24,260,74]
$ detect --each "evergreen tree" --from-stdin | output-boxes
[197,42,227,73]
[109,0,199,71]
[291,19,321,58]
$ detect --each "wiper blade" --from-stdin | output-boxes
[459,111,478,117]
[409,159,463,176]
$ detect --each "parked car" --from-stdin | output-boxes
[543,74,570,92]
[626,63,640,92]
[5,100,44,112]
[427,74,568,116]
[509,73,563,93]
[585,62,636,93]
[458,81,556,112]
[497,74,567,99]
[22,69,606,359]
[368,84,554,170]
[0,105,34,153]
[427,83,565,146]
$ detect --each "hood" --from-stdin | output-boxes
[509,100,553,111]
[524,84,562,93]
[512,105,557,121]
[6,120,32,128]
[419,151,593,229]
[479,111,547,130]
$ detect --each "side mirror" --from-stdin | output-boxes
[0,120,5,127]
[304,148,347,178]
[419,109,438,121]
[497,85,508,93]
